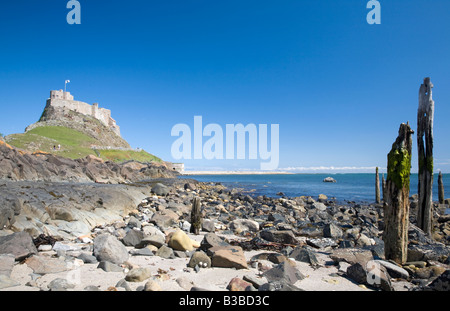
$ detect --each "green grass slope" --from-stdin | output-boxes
[6,126,162,163]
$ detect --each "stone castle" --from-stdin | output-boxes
[46,90,121,137]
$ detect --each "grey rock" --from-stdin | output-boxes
[121,229,144,247]
[127,216,141,229]
[230,219,260,233]
[97,261,123,272]
[155,245,174,259]
[93,233,129,265]
[306,237,338,249]
[77,252,98,264]
[0,231,38,261]
[84,285,100,291]
[201,219,215,232]
[323,223,343,239]
[129,248,154,256]
[289,247,319,266]
[200,233,230,253]
[312,202,327,211]
[116,278,132,291]
[0,274,20,289]
[151,183,170,196]
[263,261,305,284]
[258,280,303,291]
[260,229,298,245]
[25,255,69,274]
[48,278,75,291]
[375,260,409,279]
[427,269,450,291]
[330,248,374,265]
[243,275,268,289]
[0,254,15,277]
[346,261,393,291]
[136,234,165,249]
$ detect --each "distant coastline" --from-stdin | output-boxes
[181,170,294,175]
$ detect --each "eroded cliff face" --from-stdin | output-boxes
[0,140,177,183]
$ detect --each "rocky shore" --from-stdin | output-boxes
[1,176,449,291]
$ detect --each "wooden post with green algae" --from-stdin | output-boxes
[383,122,414,265]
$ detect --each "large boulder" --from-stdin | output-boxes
[93,233,129,265]
[0,231,37,261]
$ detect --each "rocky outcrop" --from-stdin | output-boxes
[29,106,130,148]
[0,140,176,183]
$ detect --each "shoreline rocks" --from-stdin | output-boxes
[0,177,448,291]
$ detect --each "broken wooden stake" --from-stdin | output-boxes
[190,197,202,235]
[383,122,414,265]
[382,173,387,203]
[438,171,445,204]
[417,77,435,236]
[375,167,381,204]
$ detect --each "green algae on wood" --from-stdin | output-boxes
[383,122,414,265]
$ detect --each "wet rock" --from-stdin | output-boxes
[0,231,38,261]
[93,233,129,265]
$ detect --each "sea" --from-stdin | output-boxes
[179,173,450,213]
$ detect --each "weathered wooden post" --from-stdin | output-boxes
[375,167,381,204]
[190,197,202,235]
[382,173,387,203]
[383,122,414,265]
[438,171,445,204]
[417,77,434,236]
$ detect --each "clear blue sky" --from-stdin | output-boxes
[1,1,449,172]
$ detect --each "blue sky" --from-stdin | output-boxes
[0,1,449,172]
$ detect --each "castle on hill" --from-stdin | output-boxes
[46,90,121,137]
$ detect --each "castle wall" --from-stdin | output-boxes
[46,90,121,137]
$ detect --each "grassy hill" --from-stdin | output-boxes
[6,126,162,163]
